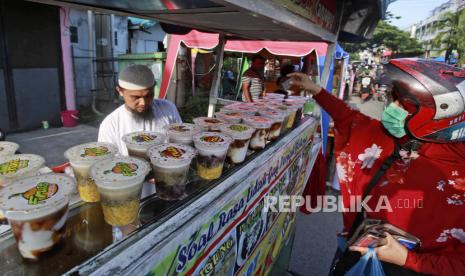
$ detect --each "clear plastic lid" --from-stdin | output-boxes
[214,111,243,122]
[148,143,196,168]
[286,96,309,103]
[222,103,258,115]
[0,154,45,179]
[167,123,201,137]
[90,156,151,190]
[193,117,226,130]
[122,131,166,148]
[193,132,233,150]
[266,103,296,113]
[0,174,75,220]
[282,102,304,109]
[0,142,19,157]
[64,142,118,165]
[242,116,273,129]
[258,109,286,122]
[220,124,255,140]
[263,93,286,99]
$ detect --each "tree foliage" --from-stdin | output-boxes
[432,9,465,65]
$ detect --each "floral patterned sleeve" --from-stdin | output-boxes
[313,89,366,145]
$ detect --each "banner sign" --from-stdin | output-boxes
[274,0,338,33]
[147,123,318,276]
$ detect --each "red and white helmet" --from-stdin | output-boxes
[385,59,465,143]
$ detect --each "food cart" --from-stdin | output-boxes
[0,0,389,275]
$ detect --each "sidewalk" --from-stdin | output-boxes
[7,124,99,166]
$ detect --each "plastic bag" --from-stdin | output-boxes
[345,247,386,276]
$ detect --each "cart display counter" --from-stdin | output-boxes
[0,116,320,275]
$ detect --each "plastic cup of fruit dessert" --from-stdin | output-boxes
[91,156,150,226]
[65,142,117,203]
[148,143,196,201]
[193,132,233,180]
[221,103,258,116]
[122,131,166,160]
[242,116,273,150]
[166,123,201,145]
[258,109,286,141]
[265,103,292,133]
[219,124,255,164]
[193,117,226,132]
[214,111,243,124]
[0,141,19,158]
[0,154,45,188]
[0,173,74,260]
[282,102,304,127]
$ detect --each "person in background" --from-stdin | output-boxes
[289,59,465,275]
[241,54,266,102]
[273,64,297,97]
[98,64,181,156]
[360,67,375,102]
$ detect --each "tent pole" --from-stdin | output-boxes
[207,34,226,117]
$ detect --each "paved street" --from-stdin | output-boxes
[289,96,385,275]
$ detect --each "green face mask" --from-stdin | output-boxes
[381,103,408,138]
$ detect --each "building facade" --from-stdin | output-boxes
[410,0,465,58]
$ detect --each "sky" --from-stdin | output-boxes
[387,0,450,30]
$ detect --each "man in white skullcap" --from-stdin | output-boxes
[98,64,181,155]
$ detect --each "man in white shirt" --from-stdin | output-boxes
[98,64,182,155]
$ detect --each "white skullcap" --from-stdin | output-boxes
[118,64,155,90]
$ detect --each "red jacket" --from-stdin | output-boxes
[314,90,465,275]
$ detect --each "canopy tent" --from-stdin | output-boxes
[160,30,333,99]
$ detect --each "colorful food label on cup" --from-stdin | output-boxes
[0,159,29,175]
[132,134,157,143]
[161,146,186,159]
[81,146,110,157]
[201,135,224,143]
[105,162,139,177]
[8,182,58,205]
[229,125,249,132]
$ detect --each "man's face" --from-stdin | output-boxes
[117,86,154,114]
[252,59,265,72]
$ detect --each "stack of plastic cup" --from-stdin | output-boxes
[0,154,45,188]
[122,131,166,160]
[0,141,19,158]
[242,116,273,150]
[166,123,201,145]
[65,142,117,202]
[148,143,196,200]
[258,109,286,141]
[193,132,233,180]
[214,111,243,124]
[0,174,74,259]
[91,156,150,226]
[193,117,226,132]
[220,124,255,164]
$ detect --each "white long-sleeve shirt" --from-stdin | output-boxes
[98,99,182,156]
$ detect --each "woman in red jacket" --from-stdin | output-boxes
[290,59,465,275]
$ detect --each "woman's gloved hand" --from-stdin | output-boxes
[349,232,408,267]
